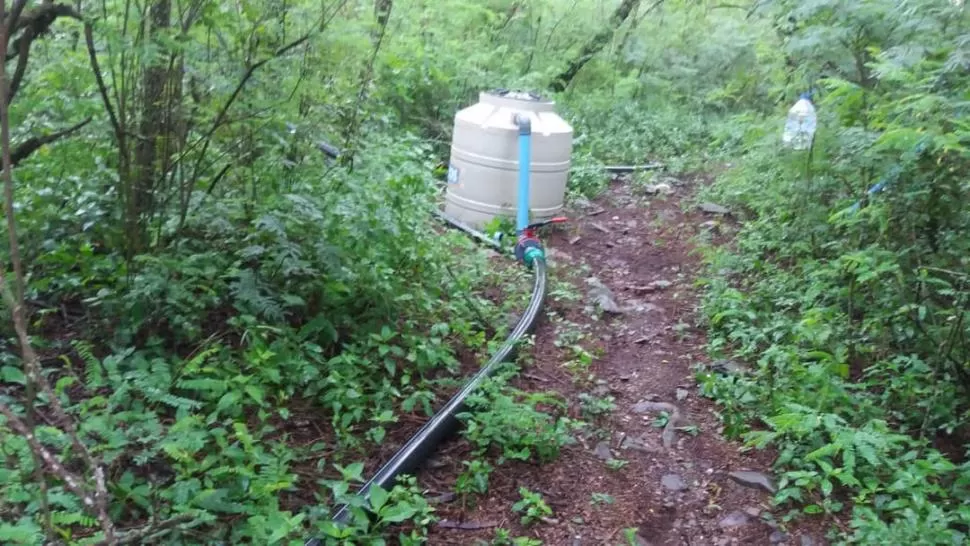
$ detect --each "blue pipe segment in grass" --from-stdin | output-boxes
[515,114,532,233]
[845,137,931,215]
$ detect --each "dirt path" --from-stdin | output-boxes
[419,177,829,546]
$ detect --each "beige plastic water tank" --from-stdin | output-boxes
[444,90,573,229]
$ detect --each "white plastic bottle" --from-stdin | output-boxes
[783,92,817,151]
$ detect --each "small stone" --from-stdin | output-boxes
[710,359,749,375]
[800,537,816,546]
[644,183,674,195]
[647,280,673,291]
[572,516,585,525]
[430,491,457,503]
[594,441,613,461]
[698,202,730,215]
[676,388,689,401]
[592,384,611,397]
[636,302,663,314]
[587,277,623,314]
[571,536,583,546]
[621,435,660,453]
[727,470,777,494]
[546,248,573,264]
[661,473,687,492]
[631,401,657,414]
[770,531,788,544]
[743,507,761,518]
[718,510,750,528]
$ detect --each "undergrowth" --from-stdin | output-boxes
[695,1,970,543]
[4,0,967,543]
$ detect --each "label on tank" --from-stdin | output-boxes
[447,164,460,185]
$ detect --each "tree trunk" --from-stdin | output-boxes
[130,0,172,254]
[548,0,647,92]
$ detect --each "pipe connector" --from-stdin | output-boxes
[523,246,545,267]
[515,237,544,267]
[514,113,532,135]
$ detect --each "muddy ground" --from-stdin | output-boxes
[415,175,833,546]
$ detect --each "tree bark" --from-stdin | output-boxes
[548,0,650,92]
[130,0,172,254]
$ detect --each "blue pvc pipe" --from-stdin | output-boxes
[845,138,929,215]
[515,115,532,233]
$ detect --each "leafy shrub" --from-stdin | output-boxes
[697,0,970,541]
[458,373,579,466]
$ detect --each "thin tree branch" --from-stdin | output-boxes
[6,2,82,61]
[0,3,114,540]
[0,403,97,508]
[549,0,662,92]
[109,514,195,545]
[4,0,28,44]
[10,116,92,167]
[187,31,312,187]
[84,22,126,159]
[6,23,29,103]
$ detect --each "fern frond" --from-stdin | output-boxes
[71,340,103,389]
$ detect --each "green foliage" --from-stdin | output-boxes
[696,0,970,542]
[7,0,968,542]
[578,392,616,421]
[511,487,552,526]
[456,459,494,497]
[591,492,615,506]
[316,473,435,545]
[487,528,543,546]
[458,373,579,466]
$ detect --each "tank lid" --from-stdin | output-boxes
[487,88,546,101]
[480,89,556,112]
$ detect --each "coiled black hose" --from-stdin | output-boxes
[306,256,547,544]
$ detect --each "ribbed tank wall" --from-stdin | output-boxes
[444,91,573,229]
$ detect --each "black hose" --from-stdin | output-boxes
[303,121,548,545]
[604,163,664,173]
[432,209,506,253]
[307,257,547,543]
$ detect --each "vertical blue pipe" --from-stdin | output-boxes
[515,114,532,233]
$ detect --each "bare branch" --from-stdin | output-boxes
[7,28,30,103]
[0,2,115,540]
[4,0,28,43]
[107,514,195,545]
[6,3,83,61]
[10,116,92,167]
[0,403,97,508]
[549,0,663,92]
[188,32,312,185]
[84,22,127,162]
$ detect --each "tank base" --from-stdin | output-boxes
[443,194,562,231]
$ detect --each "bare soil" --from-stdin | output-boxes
[417,176,835,546]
